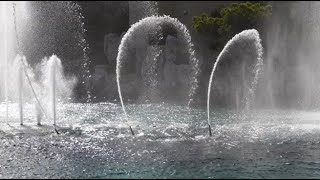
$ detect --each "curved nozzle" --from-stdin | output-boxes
[53,124,59,135]
[54,127,60,135]
[208,124,212,137]
[129,126,135,136]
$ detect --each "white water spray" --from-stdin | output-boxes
[116,15,200,134]
[18,57,24,125]
[1,1,9,122]
[207,29,263,136]
[141,45,163,101]
[49,56,57,126]
[42,54,77,126]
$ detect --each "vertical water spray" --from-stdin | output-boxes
[207,29,263,136]
[12,2,54,128]
[18,57,23,125]
[45,54,75,128]
[50,56,57,126]
[116,15,200,135]
[1,1,9,122]
[69,2,92,102]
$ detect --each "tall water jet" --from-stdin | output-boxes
[116,15,200,135]
[16,2,91,102]
[18,57,24,125]
[40,54,77,126]
[207,29,263,136]
[1,1,9,122]
[11,2,51,126]
[49,56,58,126]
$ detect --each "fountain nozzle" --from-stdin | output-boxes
[54,126,60,135]
[208,124,212,137]
[129,126,135,136]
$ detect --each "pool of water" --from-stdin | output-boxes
[0,102,320,178]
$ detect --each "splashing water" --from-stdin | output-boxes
[116,15,200,126]
[40,55,77,125]
[1,1,79,133]
[0,1,27,122]
[13,2,91,102]
[1,2,81,127]
[207,29,264,130]
[141,45,163,102]
[10,2,51,124]
[68,2,92,102]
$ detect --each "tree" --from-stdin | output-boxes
[192,1,272,49]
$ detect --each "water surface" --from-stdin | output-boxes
[0,102,319,178]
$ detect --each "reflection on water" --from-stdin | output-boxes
[0,102,320,178]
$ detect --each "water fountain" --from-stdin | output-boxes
[0,1,78,130]
[0,1,320,178]
[14,1,91,102]
[116,15,199,135]
[1,1,10,123]
[17,56,24,125]
[49,56,57,126]
[257,1,320,109]
[207,29,263,136]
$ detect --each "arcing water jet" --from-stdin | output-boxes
[207,29,263,136]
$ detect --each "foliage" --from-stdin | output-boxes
[192,1,272,49]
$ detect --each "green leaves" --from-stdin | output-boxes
[192,13,222,35]
[191,1,272,49]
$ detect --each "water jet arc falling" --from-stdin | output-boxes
[207,29,263,136]
[116,15,200,135]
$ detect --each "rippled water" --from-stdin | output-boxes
[0,102,319,178]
